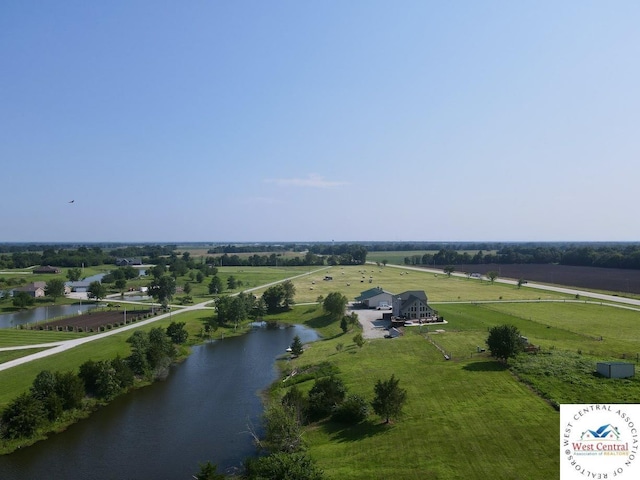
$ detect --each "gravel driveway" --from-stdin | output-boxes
[349,305,391,339]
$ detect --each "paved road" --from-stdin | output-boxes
[0,267,329,372]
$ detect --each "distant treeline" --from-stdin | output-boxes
[400,244,640,270]
[0,245,176,269]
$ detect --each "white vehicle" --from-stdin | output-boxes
[376,302,391,310]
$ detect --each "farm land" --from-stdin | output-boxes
[1,260,640,478]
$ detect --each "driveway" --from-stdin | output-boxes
[350,305,390,339]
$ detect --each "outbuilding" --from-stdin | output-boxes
[597,362,635,379]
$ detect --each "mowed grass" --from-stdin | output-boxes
[271,294,640,479]
[0,330,87,348]
[0,348,49,364]
[253,265,572,304]
[279,326,558,480]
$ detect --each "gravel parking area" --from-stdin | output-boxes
[349,305,391,339]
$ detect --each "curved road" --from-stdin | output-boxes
[0,267,329,372]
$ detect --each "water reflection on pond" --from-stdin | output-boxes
[0,304,98,329]
[0,323,318,479]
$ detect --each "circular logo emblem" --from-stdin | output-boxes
[561,404,639,479]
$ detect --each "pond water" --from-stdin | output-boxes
[0,304,98,329]
[0,324,318,479]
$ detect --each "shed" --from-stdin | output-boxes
[597,362,635,379]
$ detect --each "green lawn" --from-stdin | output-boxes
[278,327,558,479]
[0,329,87,348]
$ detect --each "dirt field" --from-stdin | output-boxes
[445,263,640,294]
[28,307,155,332]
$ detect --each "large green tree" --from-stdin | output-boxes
[12,291,34,309]
[0,392,45,439]
[371,374,407,424]
[148,275,176,306]
[87,281,107,302]
[323,292,348,320]
[486,324,523,364]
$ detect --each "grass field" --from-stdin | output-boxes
[268,283,640,479]
[1,264,639,478]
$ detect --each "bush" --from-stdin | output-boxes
[332,394,369,424]
[308,376,346,421]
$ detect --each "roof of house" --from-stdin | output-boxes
[396,290,429,310]
[14,282,46,292]
[34,265,60,273]
[355,287,392,301]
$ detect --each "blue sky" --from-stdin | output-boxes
[2,1,639,243]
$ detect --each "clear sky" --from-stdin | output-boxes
[2,1,639,243]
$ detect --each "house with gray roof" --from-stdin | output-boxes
[354,287,393,309]
[392,290,436,320]
[13,282,47,298]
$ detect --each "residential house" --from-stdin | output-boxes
[354,287,393,309]
[33,265,61,274]
[115,258,142,267]
[392,290,436,320]
[13,281,47,298]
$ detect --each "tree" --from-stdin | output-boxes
[486,271,499,283]
[332,394,369,424]
[183,282,192,295]
[322,292,348,320]
[45,279,66,302]
[54,371,85,410]
[31,370,63,421]
[226,275,238,290]
[353,332,365,348]
[12,291,34,309]
[262,284,285,313]
[166,321,189,344]
[67,267,82,282]
[308,376,346,421]
[127,330,150,376]
[0,392,45,439]
[340,316,348,333]
[261,403,304,453]
[114,278,127,291]
[193,461,226,480]
[208,275,223,295]
[371,374,407,424]
[87,281,107,302]
[244,452,324,480]
[148,275,176,306]
[443,265,455,277]
[486,324,523,364]
[517,278,526,288]
[281,280,295,308]
[290,335,303,356]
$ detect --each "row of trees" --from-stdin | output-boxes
[403,245,640,270]
[0,323,186,441]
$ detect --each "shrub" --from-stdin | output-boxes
[332,394,369,424]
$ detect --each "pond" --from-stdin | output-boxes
[0,304,98,329]
[0,323,318,479]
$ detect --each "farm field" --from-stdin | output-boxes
[251,265,573,304]
[1,263,639,478]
